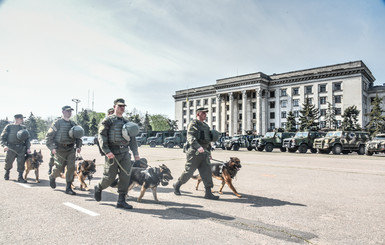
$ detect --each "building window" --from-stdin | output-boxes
[212,125,216,130]
[239,123,242,131]
[335,108,341,115]
[320,97,327,105]
[293,99,299,107]
[239,114,242,120]
[238,94,242,100]
[320,109,326,116]
[189,101,193,107]
[292,87,299,95]
[334,95,342,103]
[253,113,256,119]
[280,89,287,97]
[337,120,342,127]
[196,100,201,106]
[305,86,313,94]
[226,114,229,120]
[320,121,326,128]
[212,107,216,113]
[270,101,275,109]
[319,84,327,93]
[183,118,186,123]
[270,123,275,130]
[281,111,287,118]
[294,111,299,118]
[183,102,186,108]
[203,99,208,105]
[281,122,286,128]
[252,92,256,98]
[253,123,256,130]
[306,98,313,104]
[238,104,242,110]
[333,82,342,91]
[226,105,229,110]
[252,102,256,109]
[270,90,275,98]
[281,100,287,108]
[212,116,216,122]
[183,110,186,116]
[270,112,275,119]
[212,98,216,104]
[189,109,193,115]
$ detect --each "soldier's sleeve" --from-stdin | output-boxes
[46,120,59,151]
[129,135,139,156]
[98,118,111,155]
[24,128,31,149]
[187,120,201,150]
[0,124,9,147]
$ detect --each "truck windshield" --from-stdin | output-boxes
[326,132,337,137]
[295,132,308,138]
[264,132,275,138]
[374,135,385,140]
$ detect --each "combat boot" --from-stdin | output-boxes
[65,182,76,195]
[17,172,27,183]
[204,187,219,200]
[116,193,133,209]
[173,181,182,196]
[4,170,10,180]
[49,175,56,189]
[94,185,102,202]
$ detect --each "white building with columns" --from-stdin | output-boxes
[173,60,384,136]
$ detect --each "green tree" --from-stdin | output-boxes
[366,95,385,136]
[143,112,152,132]
[299,98,319,130]
[77,110,90,136]
[324,102,337,129]
[341,105,361,131]
[150,114,172,131]
[0,119,10,134]
[285,111,296,132]
[25,113,38,139]
[89,117,98,136]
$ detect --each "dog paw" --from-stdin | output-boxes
[219,191,223,195]
[137,199,142,203]
[236,194,242,198]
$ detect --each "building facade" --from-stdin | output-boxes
[173,61,384,136]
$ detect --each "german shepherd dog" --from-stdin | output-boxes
[193,157,242,198]
[24,150,44,183]
[75,159,96,191]
[128,164,173,202]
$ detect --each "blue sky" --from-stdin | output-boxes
[0,0,384,120]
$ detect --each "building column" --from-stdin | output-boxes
[275,88,280,129]
[242,90,247,135]
[256,88,262,135]
[221,95,227,134]
[229,92,234,136]
[208,98,212,128]
[186,99,191,126]
[216,94,222,132]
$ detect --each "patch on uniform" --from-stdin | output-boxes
[192,126,198,130]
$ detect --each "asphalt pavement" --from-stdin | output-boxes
[1,145,385,244]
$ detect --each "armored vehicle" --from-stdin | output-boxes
[282,131,326,153]
[147,132,164,148]
[257,131,296,152]
[214,135,230,150]
[163,131,186,148]
[247,135,263,151]
[136,132,148,147]
[365,133,385,156]
[313,131,369,155]
[223,135,250,151]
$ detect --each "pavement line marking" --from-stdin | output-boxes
[17,183,32,188]
[63,202,100,217]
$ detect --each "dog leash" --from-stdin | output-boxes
[112,157,132,177]
[210,158,226,163]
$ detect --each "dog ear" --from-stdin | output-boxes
[230,157,234,161]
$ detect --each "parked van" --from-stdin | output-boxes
[81,136,95,146]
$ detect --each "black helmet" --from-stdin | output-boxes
[69,126,85,139]
[17,129,30,141]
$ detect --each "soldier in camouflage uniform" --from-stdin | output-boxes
[94,98,140,209]
[46,106,82,195]
[173,107,219,200]
[1,114,31,182]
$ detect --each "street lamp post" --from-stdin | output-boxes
[72,99,81,121]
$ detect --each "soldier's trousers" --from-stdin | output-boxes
[50,149,76,182]
[4,146,26,173]
[48,153,54,167]
[98,150,132,194]
[178,151,213,188]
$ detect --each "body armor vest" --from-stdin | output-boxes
[54,120,75,144]
[7,125,24,145]
[195,120,211,145]
[108,117,129,146]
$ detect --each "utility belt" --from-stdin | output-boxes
[110,145,130,149]
[7,143,26,148]
[57,143,74,147]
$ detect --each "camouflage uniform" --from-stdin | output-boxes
[1,123,30,181]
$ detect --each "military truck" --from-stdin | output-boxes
[147,132,164,148]
[257,131,296,152]
[365,133,385,156]
[162,131,186,148]
[247,135,263,151]
[214,135,230,150]
[282,131,326,153]
[223,135,250,151]
[313,131,369,155]
[135,132,148,147]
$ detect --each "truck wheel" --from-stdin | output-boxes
[233,144,240,151]
[226,147,232,150]
[265,144,274,152]
[357,145,365,155]
[168,143,174,148]
[137,142,141,147]
[310,148,317,153]
[298,144,308,154]
[332,144,342,155]
[288,148,297,153]
[257,146,264,152]
[247,146,253,151]
[150,142,156,148]
[280,147,286,152]
[365,148,373,156]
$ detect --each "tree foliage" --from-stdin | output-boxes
[298,98,319,130]
[285,111,296,132]
[366,95,385,136]
[324,102,337,129]
[0,119,10,135]
[150,114,172,131]
[25,113,38,140]
[341,105,361,131]
[143,112,152,132]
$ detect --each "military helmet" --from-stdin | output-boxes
[210,130,220,142]
[122,122,140,142]
[69,125,85,139]
[17,129,30,141]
